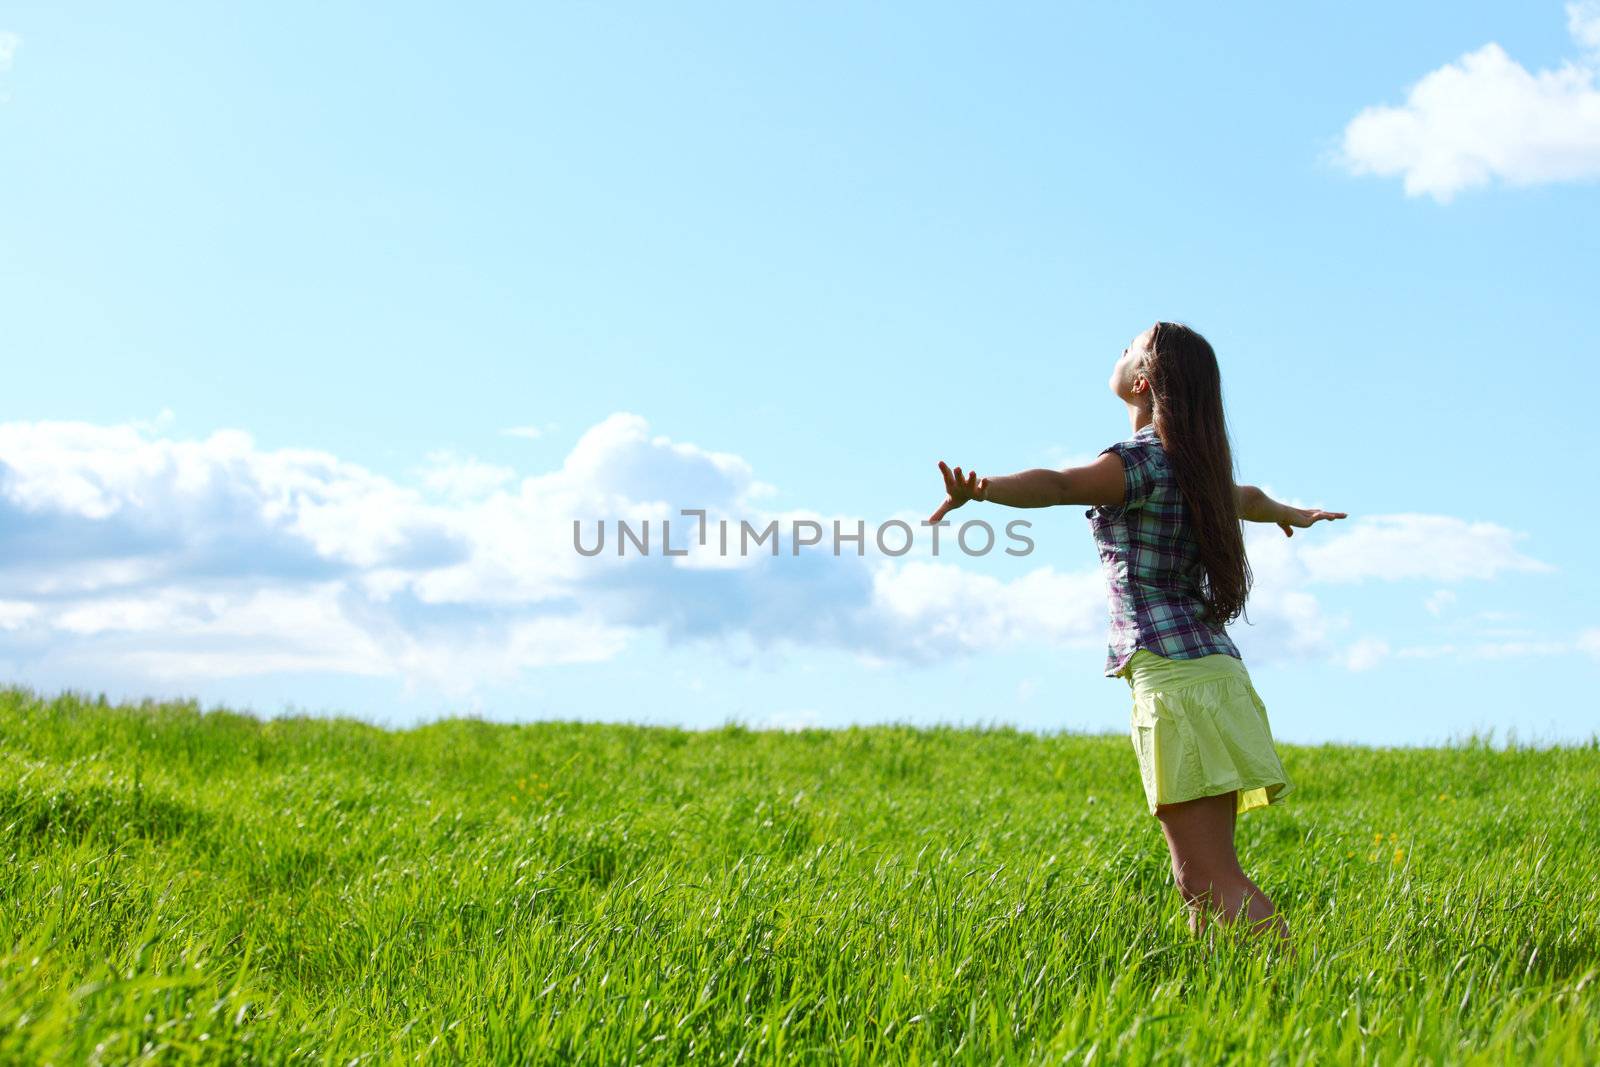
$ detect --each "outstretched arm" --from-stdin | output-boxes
[1236,483,1347,537]
[928,456,1126,522]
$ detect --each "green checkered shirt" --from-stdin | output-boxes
[1084,423,1242,677]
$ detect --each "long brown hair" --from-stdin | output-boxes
[1142,321,1253,630]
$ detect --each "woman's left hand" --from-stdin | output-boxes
[1276,505,1347,537]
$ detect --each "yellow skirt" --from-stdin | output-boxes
[1120,647,1295,817]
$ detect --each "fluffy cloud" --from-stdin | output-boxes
[0,412,1562,696]
[415,451,516,500]
[0,413,832,694]
[1573,1,1600,57]
[1289,514,1552,583]
[0,32,19,74]
[1333,3,1600,202]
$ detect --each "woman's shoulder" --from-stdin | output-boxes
[1103,434,1170,472]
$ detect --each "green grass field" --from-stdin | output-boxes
[2,687,1596,1065]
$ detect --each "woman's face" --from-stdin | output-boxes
[1109,325,1156,404]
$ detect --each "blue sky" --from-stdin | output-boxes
[1,3,1597,746]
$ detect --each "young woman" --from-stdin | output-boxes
[928,321,1346,954]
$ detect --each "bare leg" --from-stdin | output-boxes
[1155,790,1293,957]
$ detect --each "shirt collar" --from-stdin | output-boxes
[1134,422,1158,438]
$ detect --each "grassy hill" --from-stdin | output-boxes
[1,686,1596,1064]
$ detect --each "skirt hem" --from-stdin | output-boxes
[1145,777,1295,817]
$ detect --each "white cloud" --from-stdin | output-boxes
[501,423,555,440]
[0,32,19,74]
[1471,608,1522,622]
[1466,638,1560,659]
[1424,588,1457,616]
[1291,514,1552,583]
[1333,5,1600,202]
[1344,637,1391,672]
[0,600,37,630]
[0,411,1567,696]
[416,450,515,500]
[1241,585,1347,661]
[1573,1,1600,58]
[55,594,196,636]
[868,560,1107,660]
[1349,631,1600,666]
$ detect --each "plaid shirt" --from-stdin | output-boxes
[1084,422,1242,678]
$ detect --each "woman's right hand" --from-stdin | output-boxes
[1276,505,1347,537]
[929,461,987,524]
